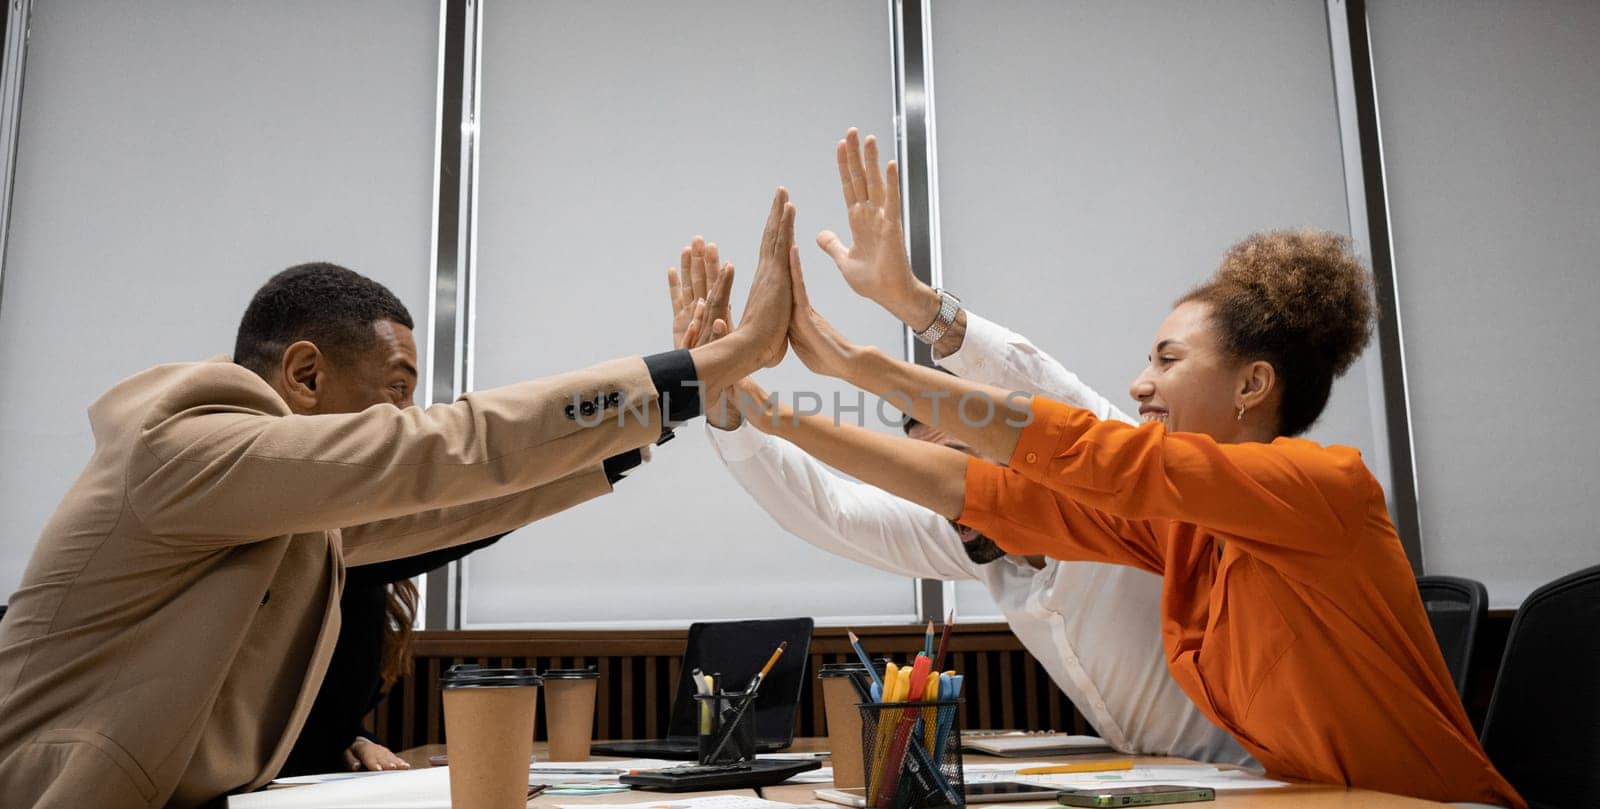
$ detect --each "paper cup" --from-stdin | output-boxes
[441,665,541,809]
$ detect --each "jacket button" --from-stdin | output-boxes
[1025,452,1038,464]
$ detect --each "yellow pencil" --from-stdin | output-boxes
[1015,760,1135,775]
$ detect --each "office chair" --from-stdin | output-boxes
[1480,563,1600,809]
[1416,575,1488,698]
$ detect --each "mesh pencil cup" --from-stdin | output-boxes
[858,700,964,809]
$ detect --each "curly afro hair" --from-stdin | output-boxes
[1178,230,1376,437]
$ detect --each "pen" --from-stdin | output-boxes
[707,642,786,762]
[1015,760,1135,775]
[744,640,788,694]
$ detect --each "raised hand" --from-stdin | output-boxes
[817,129,919,308]
[673,188,795,411]
[736,187,796,369]
[666,238,743,428]
[667,237,735,350]
[786,243,861,380]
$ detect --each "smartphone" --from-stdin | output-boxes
[1056,785,1215,807]
[817,782,1059,807]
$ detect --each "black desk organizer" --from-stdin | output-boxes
[859,700,965,809]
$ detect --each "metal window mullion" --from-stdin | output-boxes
[422,0,482,629]
[1326,0,1424,573]
[891,0,947,624]
[0,0,34,314]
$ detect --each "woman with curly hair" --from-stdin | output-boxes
[717,142,1521,805]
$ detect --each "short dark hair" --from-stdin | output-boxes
[233,262,414,376]
[1178,229,1376,437]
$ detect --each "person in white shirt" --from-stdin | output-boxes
[667,130,1251,766]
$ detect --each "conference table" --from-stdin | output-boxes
[396,739,1453,808]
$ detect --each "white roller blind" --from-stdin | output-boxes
[0,0,439,597]
[927,0,1379,618]
[1367,0,1600,607]
[464,0,916,627]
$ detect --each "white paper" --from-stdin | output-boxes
[1012,765,1287,791]
[962,734,1109,755]
[756,752,830,761]
[230,765,454,809]
[529,758,682,784]
[556,796,809,809]
[781,766,836,784]
[532,758,682,772]
[269,770,407,786]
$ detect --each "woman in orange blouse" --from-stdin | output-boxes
[740,222,1522,806]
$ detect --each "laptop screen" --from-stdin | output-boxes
[665,618,814,743]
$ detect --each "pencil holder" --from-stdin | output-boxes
[694,691,757,764]
[858,700,964,809]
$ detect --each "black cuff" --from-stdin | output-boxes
[602,449,644,485]
[642,349,702,427]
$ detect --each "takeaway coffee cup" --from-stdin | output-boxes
[541,667,600,761]
[819,661,878,788]
[441,665,542,809]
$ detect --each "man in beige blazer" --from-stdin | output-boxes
[0,191,799,808]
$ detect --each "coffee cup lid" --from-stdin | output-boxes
[442,664,542,688]
[541,666,600,680]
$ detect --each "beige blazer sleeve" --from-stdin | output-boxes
[340,464,613,566]
[125,356,662,541]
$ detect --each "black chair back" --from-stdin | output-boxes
[1416,575,1488,697]
[1480,564,1600,809]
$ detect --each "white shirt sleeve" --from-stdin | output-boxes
[707,419,983,581]
[935,310,1137,425]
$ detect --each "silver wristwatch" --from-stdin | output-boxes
[914,288,962,345]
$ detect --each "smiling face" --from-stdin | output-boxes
[1127,300,1275,443]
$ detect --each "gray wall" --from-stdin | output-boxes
[464,0,918,627]
[0,0,438,597]
[1368,0,1600,606]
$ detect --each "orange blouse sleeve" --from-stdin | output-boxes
[961,456,1165,574]
[967,396,1373,564]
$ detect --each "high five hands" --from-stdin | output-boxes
[665,187,797,396]
[668,128,920,401]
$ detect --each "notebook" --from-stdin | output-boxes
[961,733,1113,757]
[590,617,814,760]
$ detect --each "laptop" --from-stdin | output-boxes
[591,617,814,759]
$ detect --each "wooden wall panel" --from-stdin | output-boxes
[368,624,1090,748]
